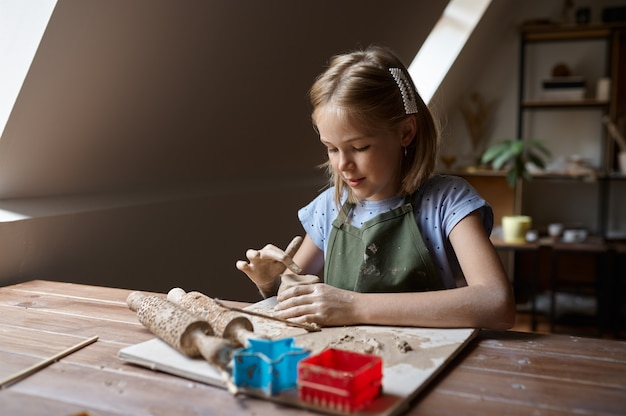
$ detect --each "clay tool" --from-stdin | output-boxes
[0,335,98,389]
[212,299,321,333]
[167,287,262,348]
[126,292,234,371]
[281,235,304,274]
[257,235,304,275]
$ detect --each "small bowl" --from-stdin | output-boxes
[562,229,587,243]
[525,229,539,242]
[548,223,564,238]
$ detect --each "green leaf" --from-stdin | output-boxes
[528,140,552,158]
[506,169,517,187]
[481,141,511,164]
[492,142,521,170]
[535,142,552,158]
[481,138,551,187]
[527,151,547,169]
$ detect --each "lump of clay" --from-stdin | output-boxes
[278,274,320,296]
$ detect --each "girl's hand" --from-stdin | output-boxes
[274,282,359,327]
[236,236,303,294]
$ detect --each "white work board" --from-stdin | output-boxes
[118,297,477,416]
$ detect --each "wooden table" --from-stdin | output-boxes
[1,280,625,415]
[491,236,542,331]
[492,236,618,335]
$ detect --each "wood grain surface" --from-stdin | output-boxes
[1,280,625,415]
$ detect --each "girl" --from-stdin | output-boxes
[236,45,515,330]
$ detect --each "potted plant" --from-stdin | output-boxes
[480,139,551,243]
[480,139,551,187]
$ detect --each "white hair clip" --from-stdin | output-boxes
[389,68,418,114]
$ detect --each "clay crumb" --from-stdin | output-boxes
[365,338,383,354]
[396,339,413,353]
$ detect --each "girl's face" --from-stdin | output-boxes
[315,106,415,201]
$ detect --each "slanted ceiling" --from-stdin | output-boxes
[0,0,447,199]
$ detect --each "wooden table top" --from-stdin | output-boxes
[1,280,625,415]
[490,235,612,251]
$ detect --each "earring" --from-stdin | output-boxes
[404,147,407,157]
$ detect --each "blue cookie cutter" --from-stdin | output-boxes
[232,337,310,396]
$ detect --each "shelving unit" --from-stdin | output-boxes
[515,23,626,335]
[517,22,626,237]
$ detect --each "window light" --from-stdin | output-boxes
[409,0,492,104]
[0,0,57,139]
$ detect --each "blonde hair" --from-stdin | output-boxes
[309,45,440,205]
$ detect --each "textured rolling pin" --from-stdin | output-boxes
[167,288,262,348]
[126,291,233,366]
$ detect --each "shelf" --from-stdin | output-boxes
[531,173,601,181]
[520,23,623,41]
[606,231,626,240]
[521,99,609,109]
[530,172,626,182]
[516,21,626,241]
[444,168,505,177]
[607,172,626,180]
[455,169,604,181]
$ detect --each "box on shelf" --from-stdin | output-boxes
[541,77,586,100]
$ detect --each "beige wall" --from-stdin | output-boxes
[0,0,446,299]
[0,185,321,301]
[0,0,444,197]
[3,0,624,297]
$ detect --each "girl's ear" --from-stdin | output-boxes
[400,115,417,147]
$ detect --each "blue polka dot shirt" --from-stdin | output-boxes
[298,174,493,289]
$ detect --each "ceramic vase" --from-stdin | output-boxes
[502,215,532,244]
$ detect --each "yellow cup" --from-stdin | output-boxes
[502,215,532,244]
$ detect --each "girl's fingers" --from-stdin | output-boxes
[245,249,260,261]
[257,245,302,274]
[235,260,250,272]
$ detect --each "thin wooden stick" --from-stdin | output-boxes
[213,300,320,332]
[0,335,99,389]
[603,116,626,152]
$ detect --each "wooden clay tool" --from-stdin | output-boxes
[126,291,233,367]
[247,235,304,275]
[212,299,321,333]
[167,288,262,348]
[0,336,98,389]
[278,235,304,275]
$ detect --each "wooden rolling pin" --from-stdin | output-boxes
[126,291,233,366]
[167,288,263,348]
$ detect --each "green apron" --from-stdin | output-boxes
[324,196,444,293]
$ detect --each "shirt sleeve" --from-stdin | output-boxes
[416,175,494,288]
[435,176,493,237]
[297,188,338,251]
